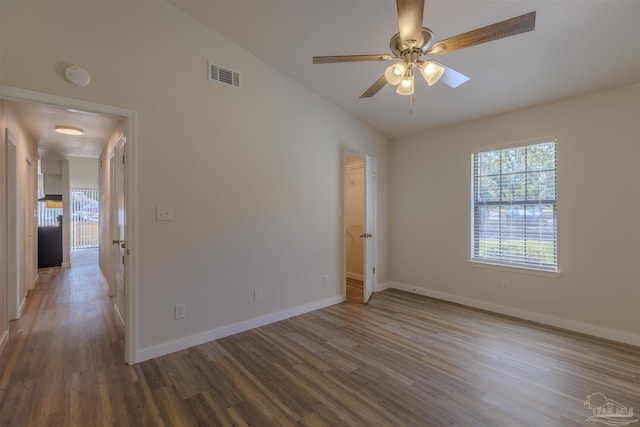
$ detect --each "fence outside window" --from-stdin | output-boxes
[37,188,100,251]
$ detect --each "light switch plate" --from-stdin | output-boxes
[156,206,173,221]
[174,304,185,319]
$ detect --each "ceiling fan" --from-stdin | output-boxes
[313,0,536,99]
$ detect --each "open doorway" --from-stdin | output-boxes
[1,86,136,363]
[345,156,365,303]
[37,160,102,266]
[344,152,377,304]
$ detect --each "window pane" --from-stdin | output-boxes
[501,173,525,202]
[477,151,500,176]
[501,147,525,174]
[539,171,556,200]
[477,176,500,202]
[526,171,556,200]
[527,142,556,171]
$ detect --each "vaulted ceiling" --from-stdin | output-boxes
[168,0,640,138]
[6,1,640,161]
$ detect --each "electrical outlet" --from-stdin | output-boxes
[156,206,173,221]
[254,288,263,302]
[501,280,510,292]
[174,304,185,319]
[323,274,328,287]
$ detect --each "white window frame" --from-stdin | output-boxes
[470,138,558,273]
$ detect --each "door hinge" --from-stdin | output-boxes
[122,255,125,265]
[373,267,376,274]
[122,155,125,164]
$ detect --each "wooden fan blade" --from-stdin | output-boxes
[313,54,395,64]
[427,11,536,55]
[396,0,425,46]
[360,75,388,98]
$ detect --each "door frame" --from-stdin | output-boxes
[343,151,377,303]
[5,128,19,320]
[0,85,139,364]
[112,135,126,325]
[364,154,377,302]
[108,147,117,298]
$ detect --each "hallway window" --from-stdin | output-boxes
[70,189,100,250]
[37,189,100,250]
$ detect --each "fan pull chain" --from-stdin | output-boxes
[409,94,416,115]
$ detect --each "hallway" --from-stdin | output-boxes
[0,250,161,425]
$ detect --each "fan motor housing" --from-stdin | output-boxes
[390,28,435,56]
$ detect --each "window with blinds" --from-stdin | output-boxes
[471,140,557,271]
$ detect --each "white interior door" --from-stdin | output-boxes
[112,136,126,324]
[363,154,377,303]
[5,129,19,320]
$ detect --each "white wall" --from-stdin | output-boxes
[0,101,39,325]
[390,84,640,344]
[0,0,389,360]
[0,101,7,342]
[69,156,99,189]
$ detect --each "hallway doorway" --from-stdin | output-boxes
[1,85,137,363]
[343,152,377,304]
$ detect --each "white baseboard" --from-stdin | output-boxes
[114,304,125,326]
[0,329,8,355]
[31,274,39,291]
[346,272,364,281]
[17,297,27,319]
[62,262,71,268]
[374,281,392,292]
[386,282,640,347]
[99,268,114,296]
[135,295,344,363]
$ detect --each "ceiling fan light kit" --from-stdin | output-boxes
[421,61,445,86]
[384,62,407,86]
[312,0,536,100]
[396,70,415,96]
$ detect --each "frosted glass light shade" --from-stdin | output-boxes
[421,61,445,86]
[54,125,84,135]
[396,74,414,96]
[384,62,407,86]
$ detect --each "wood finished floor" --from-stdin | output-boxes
[1,250,639,426]
[346,278,364,304]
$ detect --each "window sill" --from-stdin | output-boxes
[468,259,561,278]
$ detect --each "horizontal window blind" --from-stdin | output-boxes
[472,141,557,271]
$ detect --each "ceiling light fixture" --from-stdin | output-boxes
[384,62,407,86]
[395,68,415,96]
[54,125,84,136]
[420,60,445,86]
[383,59,445,97]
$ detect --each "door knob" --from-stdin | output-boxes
[359,233,373,238]
[112,240,121,244]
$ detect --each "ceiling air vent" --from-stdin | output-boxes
[208,61,241,89]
